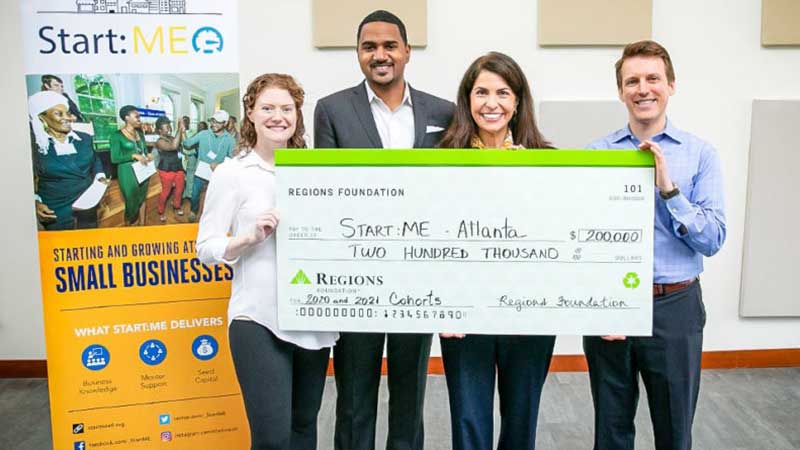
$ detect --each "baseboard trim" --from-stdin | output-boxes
[4,348,799,378]
[700,348,800,369]
[0,360,48,378]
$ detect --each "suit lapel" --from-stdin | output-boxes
[410,86,428,148]
[350,83,383,148]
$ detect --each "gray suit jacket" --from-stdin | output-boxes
[314,82,454,148]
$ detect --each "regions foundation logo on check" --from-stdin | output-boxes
[290,270,312,285]
[290,270,385,287]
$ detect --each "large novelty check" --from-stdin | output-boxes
[276,150,654,335]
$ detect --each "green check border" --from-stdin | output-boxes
[275,149,653,167]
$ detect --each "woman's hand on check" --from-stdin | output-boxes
[251,209,280,244]
[439,333,465,339]
[601,335,627,341]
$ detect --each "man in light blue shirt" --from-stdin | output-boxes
[182,110,236,221]
[583,41,726,450]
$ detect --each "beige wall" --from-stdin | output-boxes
[3,0,800,359]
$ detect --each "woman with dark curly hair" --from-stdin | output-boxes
[154,116,186,222]
[197,74,336,450]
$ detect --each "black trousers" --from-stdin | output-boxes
[333,332,432,450]
[440,334,555,450]
[583,280,705,450]
[229,320,331,450]
[43,207,98,230]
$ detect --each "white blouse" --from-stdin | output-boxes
[196,150,339,350]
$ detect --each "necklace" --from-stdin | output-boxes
[122,128,146,154]
[205,131,226,158]
[122,127,140,142]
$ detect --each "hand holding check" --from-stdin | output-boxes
[250,209,281,245]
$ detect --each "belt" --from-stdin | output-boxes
[652,277,696,297]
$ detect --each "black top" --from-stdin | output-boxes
[157,139,183,172]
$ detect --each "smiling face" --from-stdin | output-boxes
[618,56,675,129]
[158,122,172,137]
[125,110,142,128]
[40,104,72,135]
[246,87,297,147]
[357,21,410,88]
[209,119,226,133]
[470,70,517,142]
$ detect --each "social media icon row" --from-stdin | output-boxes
[72,416,172,448]
[81,335,219,371]
[75,434,171,447]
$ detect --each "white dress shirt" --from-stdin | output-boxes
[196,150,338,350]
[364,81,415,149]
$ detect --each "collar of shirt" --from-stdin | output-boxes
[51,131,83,156]
[209,129,231,141]
[364,80,413,111]
[201,130,232,158]
[363,80,416,148]
[611,118,685,146]
[238,149,275,173]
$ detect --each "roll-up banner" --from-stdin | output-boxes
[21,1,249,448]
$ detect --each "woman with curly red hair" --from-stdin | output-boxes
[197,74,337,450]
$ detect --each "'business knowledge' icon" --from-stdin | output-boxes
[82,344,110,371]
[192,335,218,361]
[140,339,167,366]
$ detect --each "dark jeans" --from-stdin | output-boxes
[229,320,330,450]
[333,332,432,450]
[440,334,556,450]
[583,280,705,450]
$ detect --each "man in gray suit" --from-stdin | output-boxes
[314,10,454,450]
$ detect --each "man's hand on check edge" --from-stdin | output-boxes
[601,335,627,341]
[439,333,465,339]
[638,140,674,193]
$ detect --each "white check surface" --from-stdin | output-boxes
[277,165,654,335]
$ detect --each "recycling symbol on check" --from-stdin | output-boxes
[623,272,641,289]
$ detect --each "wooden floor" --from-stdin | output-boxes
[2,368,798,450]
